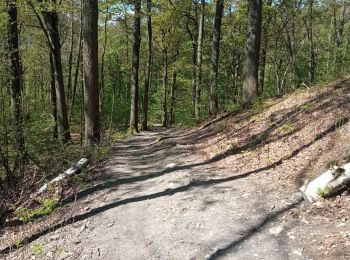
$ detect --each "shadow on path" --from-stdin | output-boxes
[0,124,324,256]
[208,198,302,259]
[61,117,348,206]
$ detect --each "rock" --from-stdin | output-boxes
[80,224,87,233]
[292,249,303,256]
[108,222,114,227]
[243,193,250,198]
[164,163,177,169]
[50,234,60,241]
[269,225,284,236]
[291,192,304,202]
[336,222,345,227]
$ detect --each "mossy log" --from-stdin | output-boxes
[300,163,350,203]
[32,158,89,197]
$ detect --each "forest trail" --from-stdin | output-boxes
[3,79,350,259]
[4,127,303,260]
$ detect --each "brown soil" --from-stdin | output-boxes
[1,78,350,259]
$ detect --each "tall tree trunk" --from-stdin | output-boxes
[259,33,267,94]
[82,0,100,144]
[66,0,74,102]
[6,0,26,177]
[170,48,179,125]
[109,57,120,137]
[194,0,205,121]
[141,0,152,131]
[259,0,272,94]
[129,0,141,133]
[39,1,71,142]
[161,48,168,127]
[242,0,262,107]
[184,1,198,112]
[333,3,346,74]
[69,0,83,122]
[100,6,109,118]
[191,41,197,110]
[49,51,58,139]
[307,0,315,83]
[209,0,224,116]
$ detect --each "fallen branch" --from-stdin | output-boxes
[31,158,89,197]
[300,162,350,203]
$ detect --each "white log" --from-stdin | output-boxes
[300,162,350,203]
[32,158,89,197]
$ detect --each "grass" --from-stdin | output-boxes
[317,186,332,197]
[15,198,59,222]
[278,123,295,134]
[32,243,43,256]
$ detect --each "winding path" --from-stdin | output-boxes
[7,127,304,260]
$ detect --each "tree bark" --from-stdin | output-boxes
[69,0,83,122]
[307,0,315,83]
[49,51,58,139]
[39,1,71,142]
[194,0,205,121]
[184,1,198,112]
[100,6,109,118]
[141,0,152,131]
[242,0,262,107]
[161,48,168,127]
[82,0,100,144]
[33,158,89,196]
[209,0,224,116]
[300,164,350,203]
[66,0,74,102]
[259,0,272,94]
[6,0,26,177]
[332,3,347,74]
[129,0,141,133]
[170,49,179,125]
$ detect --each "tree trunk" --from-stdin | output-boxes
[49,51,58,139]
[209,0,224,116]
[6,0,26,177]
[161,48,168,127]
[194,0,205,121]
[242,0,262,107]
[333,3,346,74]
[100,6,109,118]
[184,1,198,112]
[259,33,267,94]
[82,0,100,144]
[141,0,152,131]
[259,0,272,94]
[129,0,141,133]
[170,49,179,125]
[40,3,71,142]
[69,0,83,122]
[307,0,315,84]
[66,0,74,102]
[300,164,350,203]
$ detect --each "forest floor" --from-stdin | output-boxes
[1,78,350,259]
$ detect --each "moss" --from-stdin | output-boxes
[316,186,332,197]
[32,243,43,255]
[15,198,58,222]
[278,123,294,134]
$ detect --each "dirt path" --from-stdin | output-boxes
[3,80,350,260]
[3,126,315,260]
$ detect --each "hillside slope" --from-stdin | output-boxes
[1,78,350,259]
